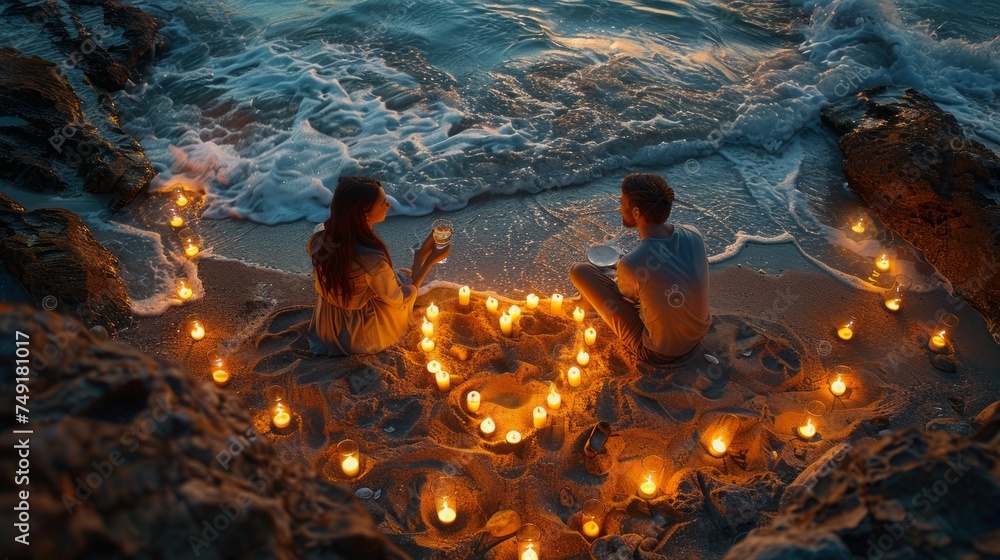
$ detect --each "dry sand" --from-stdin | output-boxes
[119,241,1000,559]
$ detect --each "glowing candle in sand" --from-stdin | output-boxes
[175,187,189,207]
[338,439,360,477]
[638,454,665,499]
[458,285,471,306]
[427,360,442,375]
[876,254,890,272]
[707,413,739,458]
[466,391,481,413]
[184,242,200,258]
[928,313,959,352]
[567,366,581,388]
[208,349,228,386]
[266,385,291,429]
[837,318,855,341]
[425,302,439,321]
[584,327,597,346]
[851,215,866,234]
[581,499,605,540]
[830,365,851,397]
[506,430,522,444]
[432,477,457,525]
[500,313,513,337]
[546,383,561,410]
[272,404,291,429]
[508,305,521,323]
[533,406,547,429]
[517,524,541,560]
[422,318,434,338]
[168,207,184,228]
[176,278,193,300]
[798,400,825,439]
[435,370,451,392]
[485,296,499,314]
[525,293,539,309]
[550,293,563,314]
[480,417,495,436]
[573,307,585,324]
[420,337,435,353]
[187,315,206,341]
[576,349,590,367]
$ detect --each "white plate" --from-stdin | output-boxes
[587,245,623,267]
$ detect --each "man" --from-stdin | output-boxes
[570,172,711,364]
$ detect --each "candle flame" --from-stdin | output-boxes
[711,435,726,454]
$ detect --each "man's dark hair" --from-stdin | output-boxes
[622,172,675,223]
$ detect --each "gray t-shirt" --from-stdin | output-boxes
[616,224,712,357]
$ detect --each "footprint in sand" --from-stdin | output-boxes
[264,306,313,334]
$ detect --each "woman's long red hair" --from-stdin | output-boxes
[310,176,392,302]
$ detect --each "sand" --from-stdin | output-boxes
[118,232,1000,558]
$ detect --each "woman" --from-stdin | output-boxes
[306,176,450,355]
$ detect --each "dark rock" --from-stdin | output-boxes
[724,414,1000,559]
[822,86,1000,343]
[925,418,972,436]
[0,304,409,560]
[973,401,1000,429]
[931,354,958,373]
[0,191,132,336]
[0,49,156,209]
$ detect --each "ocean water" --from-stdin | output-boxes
[3,0,999,315]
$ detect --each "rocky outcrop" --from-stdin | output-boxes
[0,192,132,336]
[0,0,163,209]
[822,86,1000,343]
[0,303,409,560]
[724,402,1000,559]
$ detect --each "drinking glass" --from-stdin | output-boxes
[431,219,453,263]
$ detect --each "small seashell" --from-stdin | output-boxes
[374,489,382,500]
[704,354,720,364]
[356,488,374,500]
[384,426,395,433]
[741,350,753,357]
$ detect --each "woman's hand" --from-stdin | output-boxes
[427,242,451,265]
[415,232,435,264]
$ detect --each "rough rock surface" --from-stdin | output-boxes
[0,303,410,560]
[822,86,1000,343]
[724,402,1000,560]
[0,191,132,336]
[0,0,162,210]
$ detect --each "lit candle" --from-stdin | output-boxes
[169,208,184,228]
[584,327,597,346]
[341,455,359,477]
[532,406,547,429]
[550,293,563,314]
[546,384,561,410]
[798,417,816,439]
[272,404,291,429]
[480,417,495,436]
[466,391,481,413]
[189,319,205,341]
[426,302,439,321]
[710,436,727,456]
[427,360,442,375]
[525,293,539,309]
[508,305,521,323]
[422,318,434,338]
[576,349,590,367]
[639,475,657,499]
[184,242,200,258]
[521,547,538,560]
[458,285,471,306]
[583,520,600,539]
[876,254,890,272]
[209,350,229,386]
[830,375,846,397]
[929,331,947,350]
[176,278,193,300]
[486,296,499,314]
[505,430,522,444]
[851,216,866,234]
[437,499,456,524]
[435,370,451,392]
[567,366,581,388]
[499,313,513,336]
[837,320,854,341]
[420,337,435,353]
[573,307,585,323]
[175,190,189,207]
[212,369,229,385]
[885,297,901,312]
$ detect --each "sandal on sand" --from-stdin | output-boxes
[584,421,612,458]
